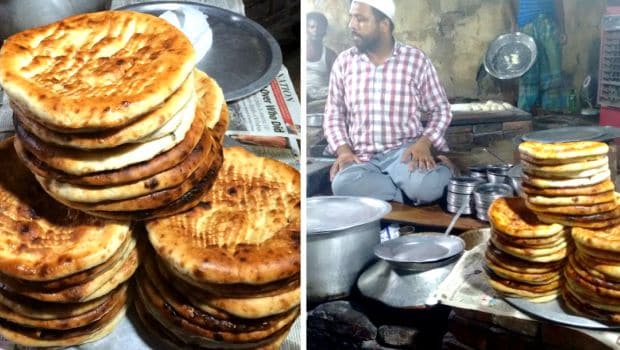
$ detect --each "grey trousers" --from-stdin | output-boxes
[331,146,452,204]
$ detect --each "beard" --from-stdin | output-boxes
[351,31,380,52]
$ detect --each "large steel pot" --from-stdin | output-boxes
[307,196,391,302]
[0,0,111,41]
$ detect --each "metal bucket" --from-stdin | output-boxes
[307,196,391,302]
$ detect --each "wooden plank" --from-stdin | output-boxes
[384,203,487,231]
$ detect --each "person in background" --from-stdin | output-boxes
[508,0,566,113]
[307,11,337,102]
[323,0,454,205]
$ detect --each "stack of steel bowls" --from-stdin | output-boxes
[468,165,488,181]
[486,164,512,184]
[447,176,485,214]
[473,183,514,221]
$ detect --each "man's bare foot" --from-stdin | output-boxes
[437,155,459,176]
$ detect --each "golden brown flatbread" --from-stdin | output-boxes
[38,129,214,203]
[11,71,195,149]
[525,198,617,215]
[486,258,560,285]
[519,141,609,160]
[38,133,221,212]
[573,225,620,253]
[523,191,615,206]
[522,170,611,188]
[15,97,197,175]
[147,147,300,285]
[521,179,616,196]
[521,156,608,173]
[0,11,195,131]
[485,245,564,274]
[486,270,560,301]
[0,138,130,281]
[0,283,126,330]
[136,271,298,345]
[488,197,564,238]
[13,107,217,187]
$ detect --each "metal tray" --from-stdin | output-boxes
[119,1,282,101]
[520,126,620,143]
[307,196,391,234]
[505,296,620,330]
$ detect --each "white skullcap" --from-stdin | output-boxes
[352,0,395,23]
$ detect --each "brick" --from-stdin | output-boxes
[502,120,532,132]
[473,123,503,134]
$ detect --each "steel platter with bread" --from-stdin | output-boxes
[0,10,299,348]
[485,139,620,325]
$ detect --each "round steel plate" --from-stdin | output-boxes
[484,32,537,80]
[119,1,282,101]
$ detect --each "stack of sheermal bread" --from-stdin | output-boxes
[563,225,620,323]
[486,197,569,302]
[0,139,137,347]
[139,147,301,349]
[0,11,227,221]
[519,141,619,228]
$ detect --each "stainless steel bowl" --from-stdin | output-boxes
[0,0,111,41]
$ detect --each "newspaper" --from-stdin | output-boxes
[111,0,245,15]
[436,244,620,348]
[224,67,301,168]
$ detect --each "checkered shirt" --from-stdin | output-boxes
[323,42,452,161]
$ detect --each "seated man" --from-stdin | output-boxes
[323,0,453,204]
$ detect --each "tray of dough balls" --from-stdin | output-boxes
[450,100,529,115]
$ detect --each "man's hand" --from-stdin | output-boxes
[401,136,435,172]
[330,146,360,180]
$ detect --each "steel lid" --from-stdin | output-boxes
[307,196,391,234]
[521,126,607,143]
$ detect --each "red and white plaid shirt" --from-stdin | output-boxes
[323,42,452,161]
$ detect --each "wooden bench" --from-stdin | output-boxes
[384,202,488,231]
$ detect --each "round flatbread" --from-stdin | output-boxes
[0,302,126,348]
[572,225,620,253]
[523,164,609,179]
[16,94,197,175]
[492,229,568,248]
[0,138,130,281]
[13,106,217,187]
[521,156,608,173]
[562,287,620,323]
[147,147,300,285]
[11,72,195,149]
[485,245,564,274]
[37,129,213,203]
[0,283,126,330]
[524,191,615,206]
[537,212,620,229]
[5,246,138,303]
[485,258,560,285]
[0,287,111,321]
[520,153,607,166]
[522,170,611,188]
[0,11,195,131]
[519,141,609,161]
[525,198,618,215]
[490,235,568,262]
[488,197,564,238]
[575,249,620,282]
[521,179,616,196]
[487,270,561,300]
